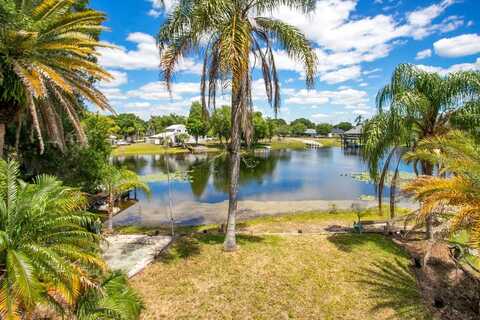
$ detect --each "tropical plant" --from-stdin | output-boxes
[403,131,480,248]
[157,0,317,250]
[74,271,143,320]
[186,102,209,144]
[0,0,113,157]
[0,159,105,318]
[101,165,151,232]
[362,64,480,238]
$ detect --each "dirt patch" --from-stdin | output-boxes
[394,239,480,320]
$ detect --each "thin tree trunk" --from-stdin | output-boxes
[0,123,5,159]
[224,90,242,252]
[107,193,114,233]
[421,161,434,240]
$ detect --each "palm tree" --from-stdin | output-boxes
[74,271,144,320]
[0,0,113,157]
[403,131,480,248]
[101,165,151,233]
[0,159,106,319]
[362,64,480,238]
[157,0,317,251]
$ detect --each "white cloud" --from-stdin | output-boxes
[415,49,432,60]
[126,102,152,108]
[320,65,361,84]
[312,113,329,119]
[433,34,480,57]
[126,81,201,101]
[98,32,203,73]
[102,88,128,101]
[416,58,480,76]
[285,88,368,109]
[98,70,128,88]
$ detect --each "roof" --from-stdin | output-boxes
[344,125,363,135]
[331,128,344,134]
[165,124,186,130]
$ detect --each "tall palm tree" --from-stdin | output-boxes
[0,0,113,157]
[0,159,105,319]
[157,0,317,251]
[362,64,480,238]
[101,165,151,233]
[403,131,480,248]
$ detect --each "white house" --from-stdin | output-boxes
[147,124,193,146]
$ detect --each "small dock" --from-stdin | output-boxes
[303,140,322,149]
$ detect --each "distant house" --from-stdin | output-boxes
[147,124,193,146]
[342,125,363,147]
[304,128,317,137]
[328,128,344,138]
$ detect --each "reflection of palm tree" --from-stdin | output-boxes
[189,160,211,199]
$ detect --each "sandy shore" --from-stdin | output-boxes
[112,198,417,227]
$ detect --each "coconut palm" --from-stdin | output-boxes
[0,159,105,319]
[74,271,144,320]
[101,165,151,232]
[0,0,113,157]
[403,130,480,248]
[362,64,480,238]
[157,0,317,251]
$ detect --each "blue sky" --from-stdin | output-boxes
[90,0,480,124]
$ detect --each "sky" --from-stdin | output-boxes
[90,0,480,124]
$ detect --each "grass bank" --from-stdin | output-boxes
[111,143,221,156]
[129,210,430,319]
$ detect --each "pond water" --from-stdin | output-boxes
[112,147,412,227]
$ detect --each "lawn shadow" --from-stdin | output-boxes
[158,232,265,263]
[326,233,406,256]
[356,259,431,320]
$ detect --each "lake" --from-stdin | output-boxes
[112,147,413,227]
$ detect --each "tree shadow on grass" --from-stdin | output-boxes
[326,233,406,256]
[158,232,265,263]
[357,259,432,320]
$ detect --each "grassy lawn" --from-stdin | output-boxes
[112,143,222,156]
[130,211,430,320]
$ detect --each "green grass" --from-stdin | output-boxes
[129,211,430,319]
[112,143,189,156]
[268,138,307,150]
[313,137,342,147]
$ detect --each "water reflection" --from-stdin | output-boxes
[112,148,400,204]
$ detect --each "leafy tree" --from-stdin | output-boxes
[74,271,144,320]
[252,112,268,144]
[291,122,307,136]
[0,0,112,157]
[0,159,105,318]
[210,106,231,144]
[186,102,209,144]
[362,64,480,238]
[266,118,278,141]
[158,0,317,251]
[100,165,151,232]
[403,131,480,260]
[112,114,146,140]
[316,123,333,135]
[276,124,291,138]
[334,122,353,131]
[148,114,186,134]
[291,118,315,129]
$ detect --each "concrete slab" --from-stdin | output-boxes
[102,234,172,278]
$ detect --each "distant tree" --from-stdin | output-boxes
[112,114,146,140]
[316,123,333,135]
[354,115,365,126]
[210,106,231,144]
[291,118,315,129]
[291,122,307,136]
[252,112,268,144]
[148,114,186,133]
[266,118,278,141]
[186,102,209,144]
[334,122,353,131]
[276,124,291,138]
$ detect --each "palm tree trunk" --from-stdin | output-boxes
[224,87,242,252]
[0,123,5,159]
[421,161,434,240]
